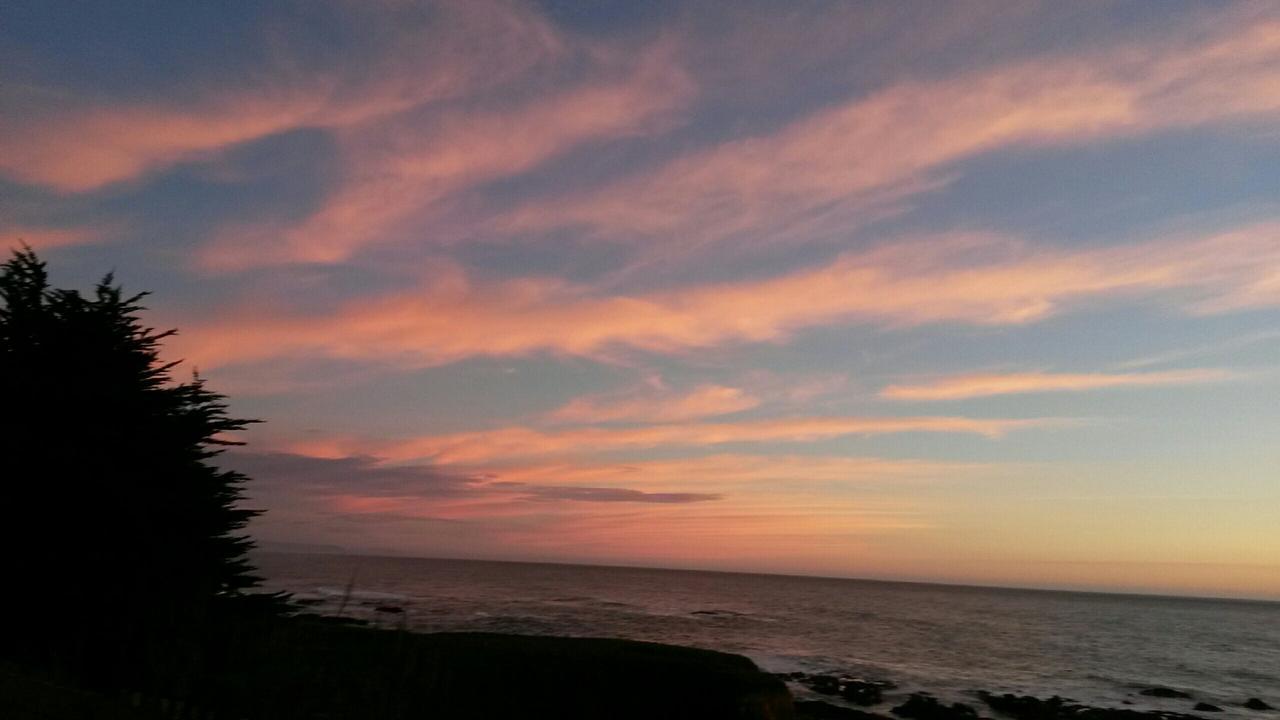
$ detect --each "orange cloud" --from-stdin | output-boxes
[254,449,969,567]
[254,446,1272,595]
[175,222,1280,371]
[0,1,562,192]
[1,225,97,251]
[1,93,336,193]
[500,64,1131,246]
[289,415,1039,465]
[499,13,1280,252]
[473,501,930,567]
[882,369,1234,401]
[181,8,1280,274]
[480,453,992,491]
[547,384,758,424]
[305,489,930,567]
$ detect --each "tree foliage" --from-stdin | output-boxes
[1,247,275,642]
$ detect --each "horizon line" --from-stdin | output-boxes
[252,545,1280,606]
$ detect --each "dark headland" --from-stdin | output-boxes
[9,618,1278,720]
[3,615,792,719]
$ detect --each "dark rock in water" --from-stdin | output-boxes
[1141,689,1193,699]
[978,691,1210,720]
[1194,704,1222,712]
[806,675,844,695]
[690,609,746,618]
[892,693,978,720]
[789,672,891,706]
[979,692,1069,720]
[842,680,885,706]
[1245,699,1274,711]
[796,700,893,720]
[1075,708,1201,720]
[293,612,370,626]
[373,604,404,614]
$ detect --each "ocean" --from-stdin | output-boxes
[254,552,1280,717]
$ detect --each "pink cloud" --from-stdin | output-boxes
[199,41,693,269]
[1,93,336,193]
[882,369,1234,401]
[483,453,992,491]
[497,13,1280,254]
[1,225,98,251]
[173,223,1280,371]
[244,448,985,567]
[0,0,563,192]
[303,489,930,567]
[288,414,1039,465]
[182,7,1280,274]
[547,384,758,424]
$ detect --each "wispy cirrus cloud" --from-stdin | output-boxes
[287,414,1039,465]
[1,224,98,251]
[237,450,983,506]
[200,42,693,269]
[1117,331,1280,370]
[481,453,993,491]
[238,448,975,564]
[547,384,758,424]
[498,13,1280,256]
[3,92,347,193]
[174,223,1280,372]
[230,450,720,512]
[0,0,563,192]
[506,485,720,504]
[882,369,1234,401]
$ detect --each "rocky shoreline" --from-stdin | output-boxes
[780,672,1275,720]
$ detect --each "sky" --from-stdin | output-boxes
[3,1,1279,600]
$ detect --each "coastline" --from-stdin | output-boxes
[254,552,1280,720]
[781,671,1277,720]
[10,614,1275,720]
[3,616,793,720]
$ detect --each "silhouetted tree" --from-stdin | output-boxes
[1,247,281,675]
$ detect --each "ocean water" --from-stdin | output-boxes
[254,553,1280,717]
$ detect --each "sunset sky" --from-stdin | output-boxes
[4,1,1278,599]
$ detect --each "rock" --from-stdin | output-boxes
[373,604,404,614]
[892,694,978,720]
[796,700,893,720]
[977,691,1209,720]
[410,632,792,719]
[791,673,890,705]
[1245,699,1274,711]
[805,675,844,695]
[1073,708,1199,720]
[1194,704,1222,712]
[293,612,369,626]
[842,680,885,706]
[690,609,746,618]
[1140,689,1193,699]
[978,692,1068,720]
